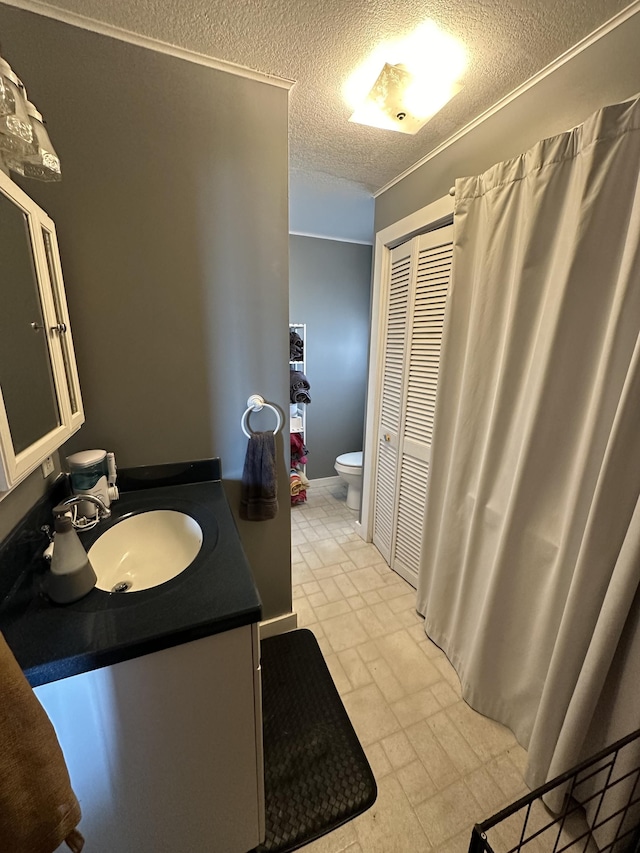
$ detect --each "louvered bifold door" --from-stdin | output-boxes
[391,225,453,586]
[372,242,413,562]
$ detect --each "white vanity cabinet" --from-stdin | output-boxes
[0,169,83,492]
[36,624,264,853]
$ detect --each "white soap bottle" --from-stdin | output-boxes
[46,514,97,604]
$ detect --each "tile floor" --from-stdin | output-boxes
[290,479,533,853]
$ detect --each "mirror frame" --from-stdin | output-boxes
[0,168,84,492]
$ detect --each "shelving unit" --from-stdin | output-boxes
[289,323,306,437]
[289,323,308,503]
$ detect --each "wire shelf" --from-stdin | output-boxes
[469,729,640,853]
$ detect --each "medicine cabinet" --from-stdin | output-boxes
[0,169,83,492]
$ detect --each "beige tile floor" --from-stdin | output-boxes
[290,479,533,853]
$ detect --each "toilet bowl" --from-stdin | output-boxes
[334,451,363,510]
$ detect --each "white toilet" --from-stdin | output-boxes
[334,451,363,510]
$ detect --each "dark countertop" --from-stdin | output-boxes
[0,460,262,687]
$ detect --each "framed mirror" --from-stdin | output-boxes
[0,168,83,492]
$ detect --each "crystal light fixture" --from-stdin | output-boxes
[6,101,61,181]
[345,20,467,135]
[349,62,462,135]
[0,58,33,155]
[0,53,61,181]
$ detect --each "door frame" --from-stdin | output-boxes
[360,194,454,542]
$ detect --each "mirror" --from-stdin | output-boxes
[0,169,84,492]
[0,189,61,453]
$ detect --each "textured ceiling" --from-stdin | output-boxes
[18,0,633,193]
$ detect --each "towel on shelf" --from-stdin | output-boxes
[289,331,304,361]
[289,468,310,496]
[240,431,279,521]
[0,632,84,853]
[290,368,311,404]
[290,433,308,466]
[290,470,307,504]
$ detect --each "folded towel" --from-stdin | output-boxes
[290,368,311,404]
[290,433,308,466]
[289,331,304,361]
[0,632,84,853]
[290,470,309,497]
[240,431,278,521]
[292,389,311,405]
[297,468,310,489]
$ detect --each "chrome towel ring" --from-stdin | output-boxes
[241,395,283,438]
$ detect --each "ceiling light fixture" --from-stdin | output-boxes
[345,21,466,135]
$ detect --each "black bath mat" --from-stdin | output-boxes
[253,628,377,853]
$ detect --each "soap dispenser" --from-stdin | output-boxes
[45,512,97,604]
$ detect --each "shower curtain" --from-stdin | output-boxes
[416,97,640,794]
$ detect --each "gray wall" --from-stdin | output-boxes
[289,236,372,479]
[0,6,291,619]
[375,9,640,231]
[0,456,61,543]
[290,171,374,244]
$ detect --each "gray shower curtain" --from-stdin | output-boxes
[416,97,640,801]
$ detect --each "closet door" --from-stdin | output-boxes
[372,241,413,563]
[373,225,453,586]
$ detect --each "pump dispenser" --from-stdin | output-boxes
[45,512,97,604]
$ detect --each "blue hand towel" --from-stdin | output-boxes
[240,431,278,521]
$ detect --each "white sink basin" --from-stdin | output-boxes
[88,510,203,593]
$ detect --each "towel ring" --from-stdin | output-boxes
[241,395,283,438]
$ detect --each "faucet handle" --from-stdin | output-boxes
[41,524,54,543]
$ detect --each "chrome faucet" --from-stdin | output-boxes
[54,495,112,525]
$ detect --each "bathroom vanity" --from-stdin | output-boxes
[37,624,263,853]
[0,459,264,853]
